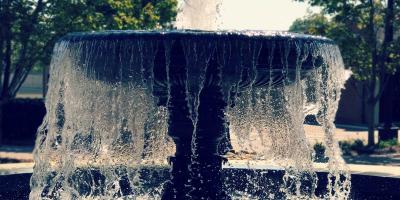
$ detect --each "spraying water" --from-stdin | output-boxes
[176,0,222,30]
[30,30,351,199]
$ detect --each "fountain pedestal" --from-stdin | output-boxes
[161,43,230,199]
[186,58,230,200]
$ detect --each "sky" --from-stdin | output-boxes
[219,0,319,31]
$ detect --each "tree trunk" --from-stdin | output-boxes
[1,0,12,98]
[377,0,395,141]
[367,102,376,146]
[0,104,2,146]
[366,0,377,147]
[2,38,11,98]
[0,100,4,146]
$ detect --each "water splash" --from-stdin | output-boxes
[176,0,222,30]
[225,41,351,199]
[30,30,350,199]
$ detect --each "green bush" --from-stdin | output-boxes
[377,139,399,149]
[339,138,400,155]
[313,142,328,162]
[351,139,365,152]
[339,141,352,156]
[339,139,372,155]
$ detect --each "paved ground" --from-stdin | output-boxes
[304,124,381,144]
[0,162,34,175]
[226,160,400,178]
[305,124,400,167]
[0,145,33,164]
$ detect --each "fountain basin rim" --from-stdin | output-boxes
[59,30,335,44]
[4,170,400,199]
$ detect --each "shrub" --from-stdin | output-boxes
[313,142,328,162]
[339,141,352,156]
[351,139,365,152]
[377,139,399,149]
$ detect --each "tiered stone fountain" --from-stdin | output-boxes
[30,30,352,199]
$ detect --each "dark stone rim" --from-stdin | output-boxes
[59,30,335,44]
[2,170,400,200]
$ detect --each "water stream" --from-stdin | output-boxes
[31,1,351,200]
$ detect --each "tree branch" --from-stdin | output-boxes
[371,0,395,105]
[1,0,13,99]
[367,0,378,105]
[8,0,45,97]
[9,34,58,97]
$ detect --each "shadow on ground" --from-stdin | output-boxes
[344,154,400,166]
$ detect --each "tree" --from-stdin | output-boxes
[291,0,399,146]
[0,0,178,145]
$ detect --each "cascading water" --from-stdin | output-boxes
[224,39,351,199]
[31,1,351,200]
[30,30,351,200]
[30,35,177,199]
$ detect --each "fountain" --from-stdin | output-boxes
[28,30,353,200]
[25,1,359,199]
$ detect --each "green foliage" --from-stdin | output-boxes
[339,138,399,155]
[377,139,399,149]
[0,0,178,98]
[290,0,399,81]
[352,139,366,151]
[313,142,328,162]
[339,139,370,155]
[290,13,371,80]
[338,140,352,156]
[48,0,177,31]
[40,0,178,65]
[291,0,400,146]
[387,41,400,74]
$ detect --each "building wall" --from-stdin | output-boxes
[335,77,367,125]
[379,72,400,123]
[336,73,400,126]
[16,73,43,98]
